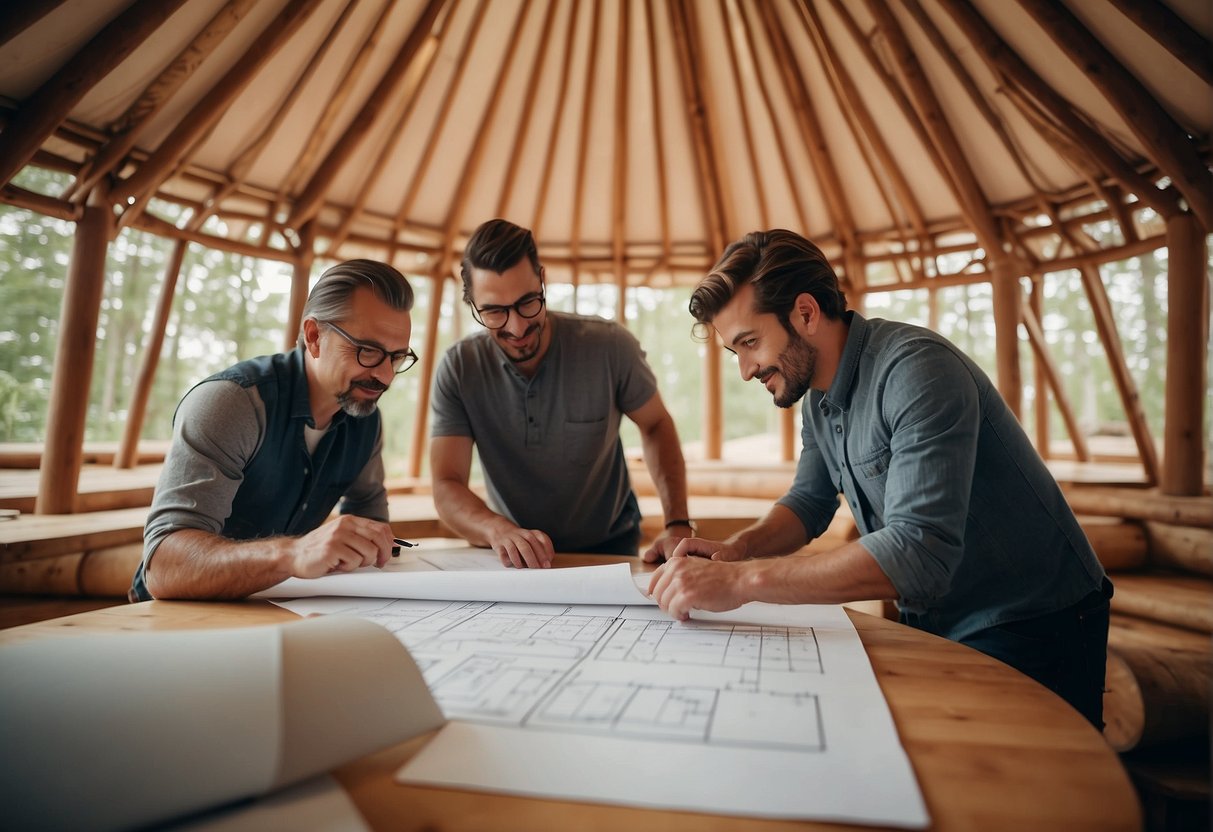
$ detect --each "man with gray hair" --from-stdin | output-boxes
[131,260,416,601]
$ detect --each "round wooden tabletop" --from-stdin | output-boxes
[0,555,1140,831]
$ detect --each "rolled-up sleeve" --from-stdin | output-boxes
[141,381,264,567]
[857,342,981,604]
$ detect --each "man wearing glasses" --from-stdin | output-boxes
[131,260,416,600]
[430,218,691,568]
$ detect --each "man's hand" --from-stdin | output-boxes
[647,557,749,620]
[287,515,395,578]
[663,536,749,562]
[640,524,696,563]
[490,524,554,569]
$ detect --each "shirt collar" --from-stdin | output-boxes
[820,310,866,414]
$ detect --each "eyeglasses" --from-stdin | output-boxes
[323,321,418,373]
[471,292,545,330]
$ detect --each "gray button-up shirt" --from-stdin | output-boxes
[777,312,1105,641]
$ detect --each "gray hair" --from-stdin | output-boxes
[297,259,414,347]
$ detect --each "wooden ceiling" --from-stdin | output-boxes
[1,0,1209,289]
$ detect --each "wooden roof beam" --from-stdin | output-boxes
[933,0,1182,224]
[1109,0,1213,87]
[493,0,563,218]
[112,0,325,208]
[529,1,581,239]
[611,0,630,317]
[1016,0,1213,231]
[570,0,605,295]
[641,0,672,268]
[0,0,68,51]
[733,0,811,235]
[0,0,190,188]
[719,0,770,227]
[287,0,448,229]
[68,0,259,202]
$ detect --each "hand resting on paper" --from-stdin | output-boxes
[293,514,396,577]
[488,522,555,569]
[639,523,695,563]
[644,535,749,563]
[647,556,748,621]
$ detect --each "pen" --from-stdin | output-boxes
[391,537,417,557]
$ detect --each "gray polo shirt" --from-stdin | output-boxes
[431,312,657,550]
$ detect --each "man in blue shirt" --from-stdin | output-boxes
[648,229,1111,728]
[131,260,416,601]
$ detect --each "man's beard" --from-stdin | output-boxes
[337,379,388,417]
[496,320,544,364]
[757,333,816,408]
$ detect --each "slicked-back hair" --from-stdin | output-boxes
[459,218,543,305]
[689,230,847,333]
[297,259,414,347]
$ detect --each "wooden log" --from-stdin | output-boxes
[1103,615,1211,752]
[79,544,144,597]
[0,553,83,595]
[1111,574,1213,634]
[1145,522,1213,577]
[1063,486,1212,527]
[1080,516,1147,572]
[0,507,148,564]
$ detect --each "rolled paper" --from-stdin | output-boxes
[0,616,445,832]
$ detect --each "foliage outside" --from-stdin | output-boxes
[1,168,1209,483]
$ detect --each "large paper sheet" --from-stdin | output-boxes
[274,590,929,827]
[0,617,444,832]
[257,557,654,606]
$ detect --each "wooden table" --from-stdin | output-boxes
[0,555,1140,831]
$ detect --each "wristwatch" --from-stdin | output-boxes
[664,518,697,533]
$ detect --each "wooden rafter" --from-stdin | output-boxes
[0,0,190,188]
[530,1,582,239]
[570,0,605,296]
[388,0,490,259]
[1016,0,1213,231]
[611,0,630,319]
[68,0,260,202]
[1109,0,1213,87]
[0,0,68,51]
[718,0,769,227]
[111,0,326,209]
[493,0,564,219]
[641,0,672,268]
[287,0,448,229]
[733,0,810,235]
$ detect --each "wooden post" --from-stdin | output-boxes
[703,336,722,461]
[1161,214,1208,495]
[285,221,316,350]
[991,262,1022,420]
[1020,299,1088,460]
[36,199,114,514]
[408,273,446,479]
[780,408,796,462]
[1029,280,1048,455]
[114,239,187,469]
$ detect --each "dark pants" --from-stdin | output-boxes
[575,525,642,556]
[956,578,1113,730]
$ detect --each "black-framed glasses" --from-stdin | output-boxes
[323,322,418,373]
[471,292,545,330]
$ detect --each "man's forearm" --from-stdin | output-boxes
[730,504,812,558]
[640,415,689,522]
[742,538,898,605]
[145,529,292,600]
[432,480,512,546]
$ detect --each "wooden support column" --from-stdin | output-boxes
[780,409,796,462]
[1028,280,1048,455]
[1020,299,1088,460]
[408,273,447,479]
[1161,214,1208,495]
[114,239,187,469]
[991,262,1022,419]
[36,199,115,514]
[285,221,316,350]
[703,336,722,461]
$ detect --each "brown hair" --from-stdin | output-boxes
[459,218,543,305]
[689,230,847,331]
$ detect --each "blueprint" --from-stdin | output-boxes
[275,577,928,827]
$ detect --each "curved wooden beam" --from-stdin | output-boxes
[0,0,190,188]
[0,0,68,50]
[1109,0,1213,88]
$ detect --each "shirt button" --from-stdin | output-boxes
[300,502,308,510]
[529,417,535,423]
[834,425,842,434]
[302,467,309,475]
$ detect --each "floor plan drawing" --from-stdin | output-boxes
[274,569,928,827]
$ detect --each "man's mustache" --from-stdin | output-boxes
[352,379,388,392]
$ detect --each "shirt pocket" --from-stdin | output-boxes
[851,444,891,511]
[564,418,607,465]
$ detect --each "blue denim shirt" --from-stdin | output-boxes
[131,348,386,601]
[777,313,1105,641]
